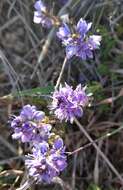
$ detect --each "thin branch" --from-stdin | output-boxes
[16,179,34,190]
[0,156,24,165]
[68,124,123,155]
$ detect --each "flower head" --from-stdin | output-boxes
[50,84,90,123]
[57,18,101,59]
[25,137,67,183]
[10,105,52,143]
[33,0,53,28]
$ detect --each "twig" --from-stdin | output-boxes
[55,57,67,90]
[74,117,123,185]
[0,15,19,32]
[112,12,123,25]
[0,169,23,177]
[31,28,55,79]
[68,124,123,155]
[53,177,72,190]
[71,153,77,190]
[0,155,24,165]
[16,179,34,190]
[0,135,17,155]
[7,0,39,42]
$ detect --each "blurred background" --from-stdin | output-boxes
[0,0,123,189]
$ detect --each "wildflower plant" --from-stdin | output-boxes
[8,0,104,189]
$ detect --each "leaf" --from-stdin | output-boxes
[12,85,54,97]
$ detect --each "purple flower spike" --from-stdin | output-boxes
[33,0,53,28]
[57,18,101,60]
[50,83,91,123]
[25,138,67,183]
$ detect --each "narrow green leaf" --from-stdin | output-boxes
[12,85,54,97]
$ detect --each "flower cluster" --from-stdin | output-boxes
[57,18,101,59]
[50,83,91,123]
[10,105,51,143]
[25,137,67,183]
[33,0,53,28]
[10,104,67,183]
[33,1,101,60]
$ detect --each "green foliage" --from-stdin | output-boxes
[88,81,103,100]
[98,104,111,113]
[88,81,111,113]
[116,21,123,37]
[88,81,102,94]
[0,166,4,172]
[0,175,16,185]
[87,183,101,190]
[99,25,116,60]
[88,81,105,102]
[97,64,110,76]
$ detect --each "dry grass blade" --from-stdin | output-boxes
[74,117,123,185]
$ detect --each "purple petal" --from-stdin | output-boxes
[20,105,36,120]
[12,132,22,139]
[56,159,67,171]
[88,35,101,49]
[66,45,77,59]
[34,0,46,12]
[57,23,71,40]
[54,138,63,149]
[39,142,49,154]
[76,18,92,36]
[33,111,45,121]
[33,11,42,23]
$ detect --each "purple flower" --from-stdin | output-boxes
[50,84,91,123]
[25,137,67,183]
[57,18,101,59]
[10,105,52,143]
[33,0,52,28]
